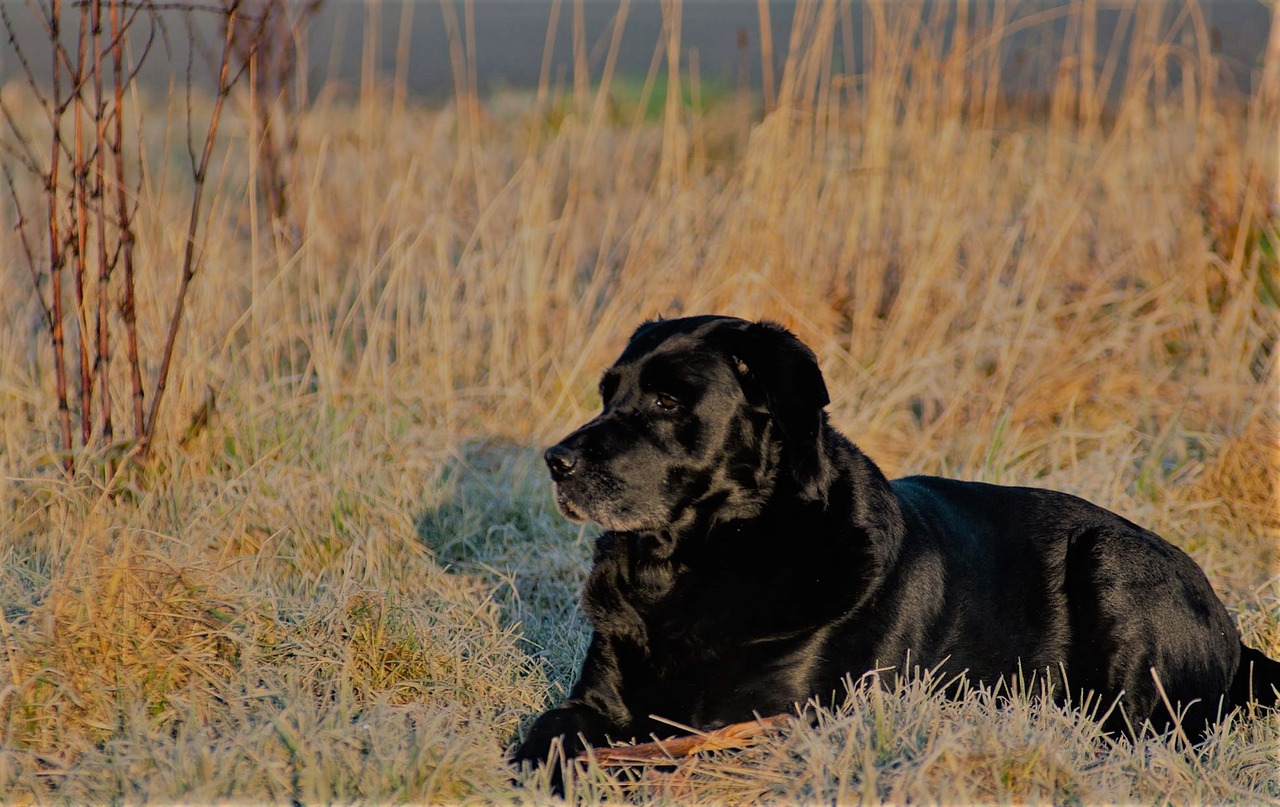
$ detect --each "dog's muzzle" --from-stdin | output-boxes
[544,443,579,482]
[544,442,589,520]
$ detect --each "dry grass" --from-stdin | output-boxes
[1,0,1278,802]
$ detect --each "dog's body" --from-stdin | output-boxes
[513,315,1279,768]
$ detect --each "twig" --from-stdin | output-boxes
[582,714,791,767]
[47,0,75,474]
[0,9,47,177]
[757,0,776,114]
[90,0,117,457]
[4,164,55,332]
[7,0,247,474]
[233,0,321,240]
[72,0,94,447]
[142,0,241,456]
[110,0,146,442]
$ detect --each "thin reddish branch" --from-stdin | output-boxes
[111,0,145,442]
[234,0,321,239]
[90,0,115,452]
[47,0,74,474]
[142,0,242,456]
[7,0,244,474]
[72,0,94,447]
[582,714,791,767]
[3,165,55,332]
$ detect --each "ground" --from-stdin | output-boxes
[0,2,1277,802]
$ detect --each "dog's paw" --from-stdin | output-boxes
[511,705,610,796]
[511,708,591,768]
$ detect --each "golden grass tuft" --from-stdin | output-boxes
[1,528,239,755]
[1192,402,1280,531]
[0,0,1277,801]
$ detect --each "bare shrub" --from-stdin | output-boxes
[0,0,243,478]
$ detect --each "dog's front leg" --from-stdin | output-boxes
[511,631,634,769]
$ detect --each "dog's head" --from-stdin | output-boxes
[545,315,833,533]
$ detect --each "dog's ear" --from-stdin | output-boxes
[730,321,833,502]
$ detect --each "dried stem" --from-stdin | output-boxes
[112,0,146,442]
[72,0,94,447]
[142,0,241,457]
[5,0,252,473]
[583,714,791,767]
[4,164,55,332]
[757,0,776,114]
[233,0,321,243]
[90,0,116,456]
[48,0,74,474]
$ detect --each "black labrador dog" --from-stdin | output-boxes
[513,314,1279,772]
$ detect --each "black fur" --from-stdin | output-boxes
[514,315,1280,774]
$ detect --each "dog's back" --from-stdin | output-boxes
[888,475,1242,734]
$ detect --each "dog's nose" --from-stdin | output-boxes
[544,444,579,481]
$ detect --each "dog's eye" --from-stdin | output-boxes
[653,393,681,412]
